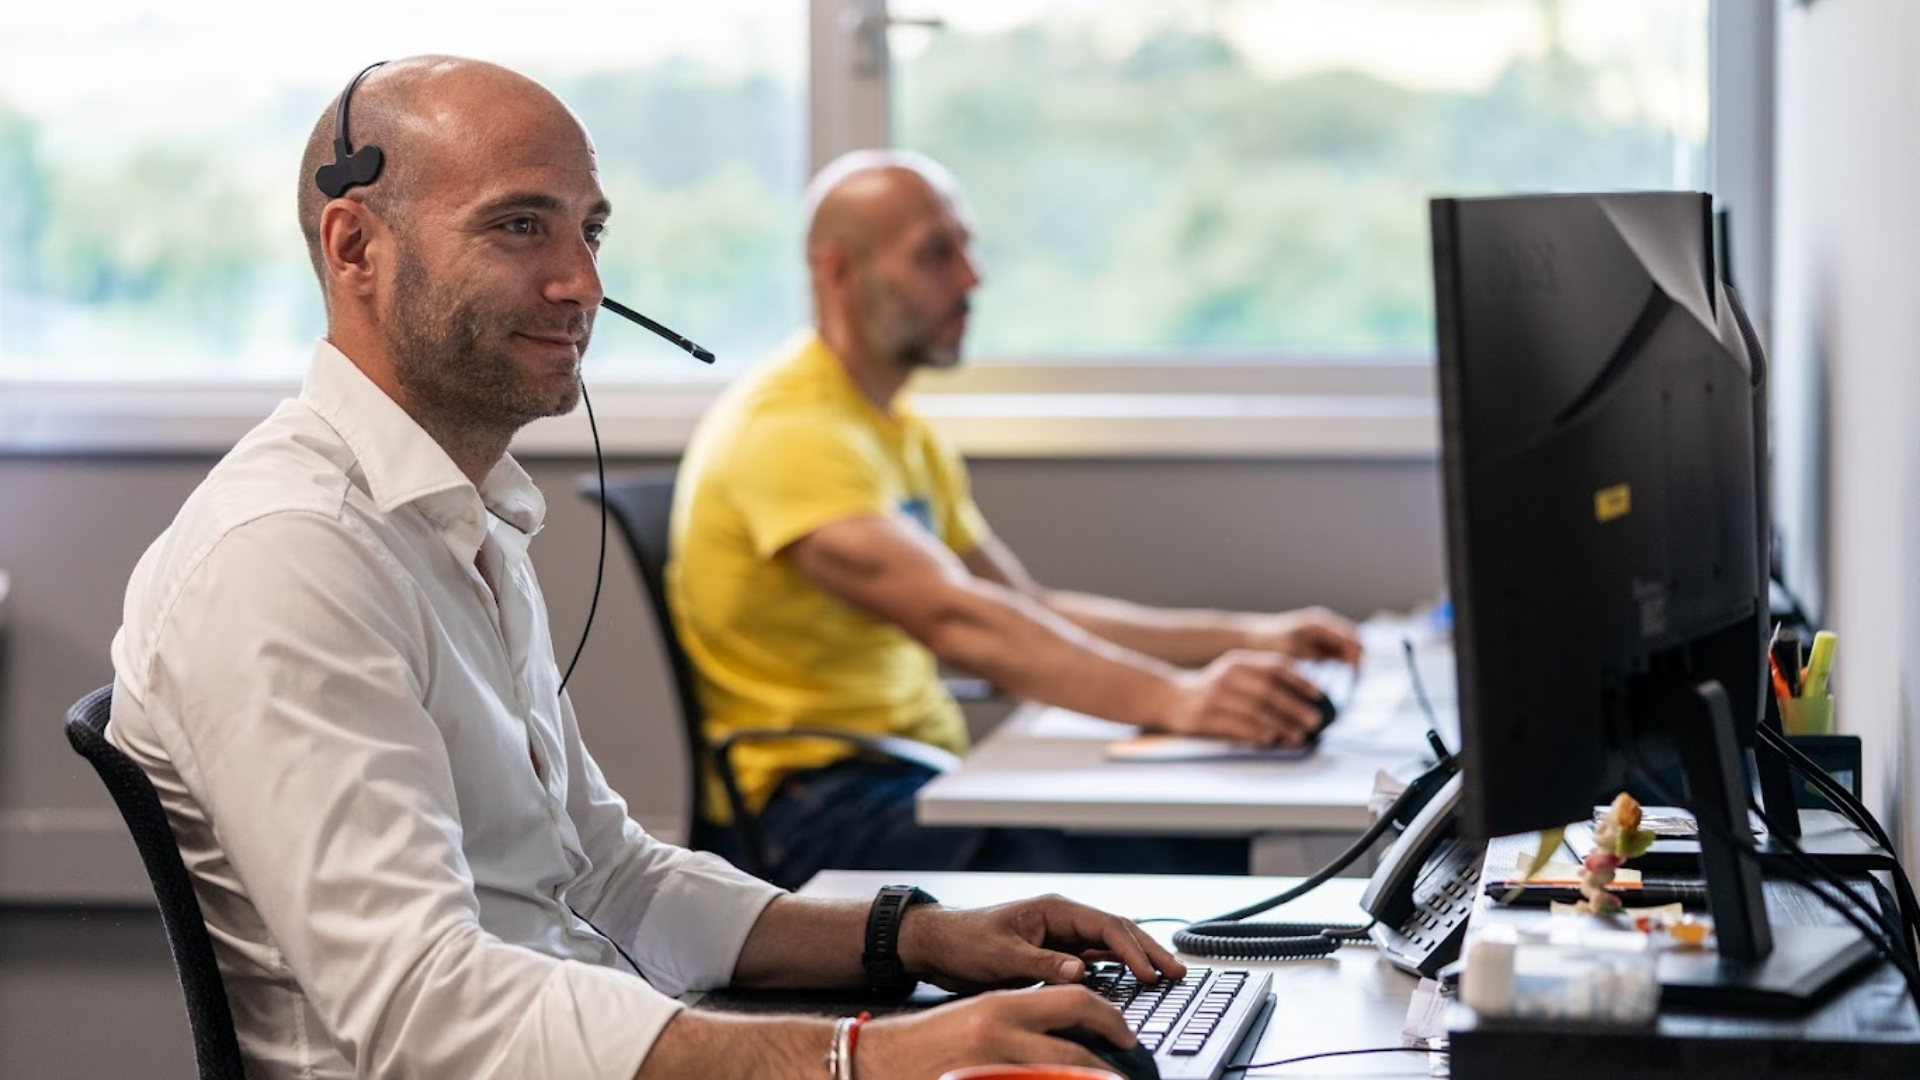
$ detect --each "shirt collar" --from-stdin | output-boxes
[299,340,547,536]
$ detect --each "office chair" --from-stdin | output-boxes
[64,684,249,1080]
[579,468,969,883]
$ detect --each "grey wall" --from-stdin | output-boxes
[0,448,1443,1077]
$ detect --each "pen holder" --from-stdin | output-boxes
[1780,695,1835,736]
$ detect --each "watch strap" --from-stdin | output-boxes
[861,884,936,998]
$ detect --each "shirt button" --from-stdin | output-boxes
[463,508,479,526]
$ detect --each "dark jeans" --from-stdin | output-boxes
[752,758,1248,891]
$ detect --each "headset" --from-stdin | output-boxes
[314,62,389,199]
[311,59,717,374]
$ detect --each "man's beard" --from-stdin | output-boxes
[384,245,589,435]
[861,272,966,370]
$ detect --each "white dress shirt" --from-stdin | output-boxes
[109,341,783,1080]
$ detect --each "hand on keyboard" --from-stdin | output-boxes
[1079,961,1275,1080]
[897,894,1185,995]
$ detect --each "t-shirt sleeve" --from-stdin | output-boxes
[723,413,893,560]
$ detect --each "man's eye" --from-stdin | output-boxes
[503,217,537,236]
[584,222,607,245]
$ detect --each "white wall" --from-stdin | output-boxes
[1773,0,1920,867]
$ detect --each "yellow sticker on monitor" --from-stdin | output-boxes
[1595,484,1631,523]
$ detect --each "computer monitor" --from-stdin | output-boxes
[1431,190,1873,1010]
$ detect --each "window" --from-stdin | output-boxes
[0,1,1759,456]
[890,0,1710,363]
[0,0,808,382]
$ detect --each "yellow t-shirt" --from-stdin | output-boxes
[670,333,988,822]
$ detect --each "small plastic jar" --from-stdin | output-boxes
[1460,924,1660,1025]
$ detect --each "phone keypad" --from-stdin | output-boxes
[1397,845,1482,952]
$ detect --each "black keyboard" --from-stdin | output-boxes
[1082,961,1274,1080]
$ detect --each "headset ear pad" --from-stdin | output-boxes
[314,143,385,200]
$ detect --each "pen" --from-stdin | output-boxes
[1772,631,1803,697]
[1802,630,1837,700]
[1768,652,1795,705]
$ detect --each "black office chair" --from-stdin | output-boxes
[579,468,967,883]
[64,684,249,1080]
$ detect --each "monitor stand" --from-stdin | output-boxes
[1650,678,1877,1011]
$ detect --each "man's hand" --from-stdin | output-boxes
[858,984,1137,1080]
[1155,649,1331,745]
[1242,605,1364,664]
[898,894,1184,994]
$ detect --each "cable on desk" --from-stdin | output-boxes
[1619,743,1920,1010]
[1743,726,1920,967]
[1626,738,1903,959]
[1758,724,1920,965]
[1743,799,1916,987]
[1401,637,1444,738]
[1243,1044,1445,1073]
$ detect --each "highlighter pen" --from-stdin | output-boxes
[1802,630,1838,700]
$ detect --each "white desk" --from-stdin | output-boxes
[799,870,1433,1078]
[918,625,1458,876]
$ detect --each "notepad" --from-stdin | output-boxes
[1102,735,1314,763]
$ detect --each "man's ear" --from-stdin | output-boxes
[814,243,864,300]
[319,199,386,299]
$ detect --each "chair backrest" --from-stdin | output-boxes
[64,684,248,1080]
[577,469,718,845]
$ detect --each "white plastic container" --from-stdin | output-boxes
[1460,923,1660,1026]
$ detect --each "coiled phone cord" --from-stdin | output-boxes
[1174,741,1457,960]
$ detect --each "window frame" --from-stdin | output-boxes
[0,0,1769,461]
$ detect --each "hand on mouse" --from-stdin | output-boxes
[898,893,1184,994]
[857,984,1134,1080]
[1152,650,1329,746]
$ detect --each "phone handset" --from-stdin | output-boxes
[1362,772,1485,978]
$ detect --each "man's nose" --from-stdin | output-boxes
[546,234,605,310]
[958,247,984,292]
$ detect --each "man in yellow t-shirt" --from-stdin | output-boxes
[672,330,982,833]
[673,150,1364,888]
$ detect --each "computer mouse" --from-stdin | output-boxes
[1303,691,1339,745]
[1046,1025,1160,1080]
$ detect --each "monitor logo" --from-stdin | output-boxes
[1594,483,1632,523]
[1483,240,1561,298]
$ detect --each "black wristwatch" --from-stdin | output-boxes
[862,885,937,998]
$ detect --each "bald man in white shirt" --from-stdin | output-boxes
[108,55,1175,1080]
